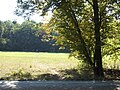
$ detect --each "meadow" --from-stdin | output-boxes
[0,52,79,80]
[0,52,119,80]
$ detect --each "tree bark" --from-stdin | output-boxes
[92,0,104,79]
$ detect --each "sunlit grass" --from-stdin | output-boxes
[0,52,119,80]
[0,52,79,79]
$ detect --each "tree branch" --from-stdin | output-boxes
[86,0,93,6]
[99,0,111,26]
[67,1,93,65]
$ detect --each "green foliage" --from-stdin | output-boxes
[42,0,120,64]
[102,21,120,67]
[15,0,120,78]
[0,20,69,52]
[16,0,120,59]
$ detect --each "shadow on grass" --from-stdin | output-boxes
[34,68,93,81]
[0,68,120,81]
[104,69,120,80]
[1,68,119,90]
[34,73,61,81]
[33,69,120,81]
[0,68,93,81]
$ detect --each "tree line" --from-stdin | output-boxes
[0,20,69,52]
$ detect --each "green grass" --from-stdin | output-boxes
[0,52,79,80]
[0,52,119,80]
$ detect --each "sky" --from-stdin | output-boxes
[0,0,51,23]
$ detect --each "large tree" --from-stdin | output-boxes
[16,0,120,79]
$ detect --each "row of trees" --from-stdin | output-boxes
[16,0,120,79]
[0,20,69,52]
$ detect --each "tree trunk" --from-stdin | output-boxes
[92,0,104,79]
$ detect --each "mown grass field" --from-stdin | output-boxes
[0,52,120,80]
[0,52,79,80]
